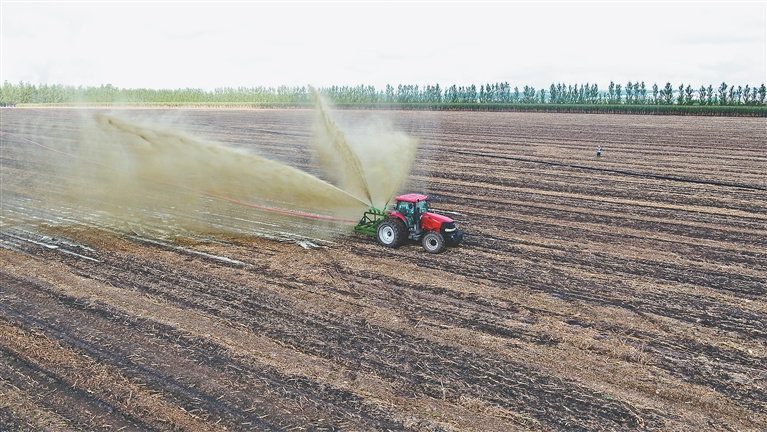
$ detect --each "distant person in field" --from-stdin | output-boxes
[596,146,602,158]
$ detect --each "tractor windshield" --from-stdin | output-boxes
[397,200,429,216]
[396,199,429,228]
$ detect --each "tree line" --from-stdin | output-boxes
[1,80,765,107]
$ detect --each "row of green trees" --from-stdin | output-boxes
[1,80,765,106]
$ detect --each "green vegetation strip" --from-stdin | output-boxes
[8,102,767,116]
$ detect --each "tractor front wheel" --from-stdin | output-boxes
[377,219,407,248]
[422,231,446,254]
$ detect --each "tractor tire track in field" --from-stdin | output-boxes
[447,149,767,191]
[2,108,766,430]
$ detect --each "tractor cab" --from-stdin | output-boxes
[392,194,430,230]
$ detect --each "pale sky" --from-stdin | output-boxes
[2,1,765,91]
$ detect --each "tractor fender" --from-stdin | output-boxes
[389,211,408,223]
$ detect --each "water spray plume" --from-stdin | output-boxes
[308,86,419,209]
[3,101,418,243]
[309,86,373,205]
[91,113,365,210]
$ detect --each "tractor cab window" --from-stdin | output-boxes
[397,201,414,216]
[397,200,428,216]
[397,201,416,227]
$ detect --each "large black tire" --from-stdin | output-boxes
[422,231,446,254]
[377,218,407,248]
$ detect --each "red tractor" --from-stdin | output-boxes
[354,194,463,253]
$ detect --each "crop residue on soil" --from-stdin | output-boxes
[1,109,765,430]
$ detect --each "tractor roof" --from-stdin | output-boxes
[396,193,428,203]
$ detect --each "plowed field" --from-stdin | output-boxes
[1,108,765,431]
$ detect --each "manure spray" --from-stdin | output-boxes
[309,86,418,210]
[88,113,367,213]
[310,86,373,205]
[1,94,419,243]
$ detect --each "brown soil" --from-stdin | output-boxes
[1,108,765,431]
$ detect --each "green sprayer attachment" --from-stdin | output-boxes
[354,207,387,235]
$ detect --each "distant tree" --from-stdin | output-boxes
[677,84,685,105]
[698,85,707,105]
[0,80,15,105]
[736,85,745,105]
[549,84,558,103]
[577,83,586,104]
[759,84,767,104]
[385,84,395,102]
[444,84,456,103]
[625,81,634,104]
[741,84,750,105]
[499,82,511,102]
[749,86,758,105]
[662,82,674,104]
[457,85,466,102]
[639,81,647,104]
[15,81,34,103]
[422,84,441,103]
[683,85,693,105]
[652,83,659,104]
[716,82,728,105]
[522,85,536,103]
[467,84,477,103]
[615,83,622,104]
[590,83,599,104]
[608,81,615,103]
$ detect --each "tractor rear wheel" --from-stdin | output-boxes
[422,231,446,254]
[377,219,407,248]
